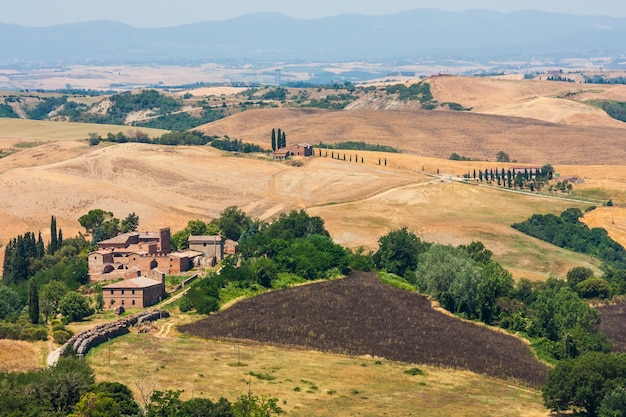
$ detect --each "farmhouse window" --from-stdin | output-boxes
[121,300,125,305]
[110,290,114,294]
[203,242,207,247]
[121,290,125,295]
[132,290,135,295]
[132,300,135,305]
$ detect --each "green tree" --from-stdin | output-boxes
[48,215,59,255]
[78,209,114,236]
[40,280,69,321]
[232,393,284,417]
[0,285,24,320]
[59,291,94,322]
[69,392,121,417]
[413,244,483,317]
[93,382,140,417]
[120,212,139,233]
[599,387,626,417]
[567,266,594,287]
[214,206,253,241]
[271,128,276,151]
[373,227,429,277]
[249,256,278,288]
[28,278,39,324]
[543,352,626,417]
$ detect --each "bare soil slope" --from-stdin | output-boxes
[196,108,626,165]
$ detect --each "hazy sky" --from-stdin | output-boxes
[3,0,626,27]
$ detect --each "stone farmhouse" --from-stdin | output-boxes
[102,275,166,310]
[88,228,202,282]
[273,143,313,160]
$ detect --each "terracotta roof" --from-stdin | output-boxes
[188,235,223,243]
[170,250,203,258]
[103,276,163,289]
[98,232,138,245]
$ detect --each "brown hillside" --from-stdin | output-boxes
[195,108,626,165]
[179,272,550,387]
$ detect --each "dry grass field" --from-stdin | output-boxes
[0,340,41,372]
[196,107,626,165]
[428,76,626,128]
[88,319,549,417]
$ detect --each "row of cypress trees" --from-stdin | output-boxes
[271,128,287,151]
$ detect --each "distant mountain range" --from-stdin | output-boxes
[2,9,626,66]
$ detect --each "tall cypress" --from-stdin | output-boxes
[271,128,276,151]
[48,215,58,255]
[58,229,63,248]
[277,128,282,149]
[36,232,45,258]
[281,132,286,148]
[28,278,39,324]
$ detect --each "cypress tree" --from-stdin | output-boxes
[277,128,282,149]
[58,229,63,248]
[36,232,45,258]
[361,157,364,163]
[281,132,286,148]
[271,128,276,151]
[48,215,58,255]
[28,278,39,324]
[384,158,387,166]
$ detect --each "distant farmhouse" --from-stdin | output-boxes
[91,228,235,310]
[274,143,313,160]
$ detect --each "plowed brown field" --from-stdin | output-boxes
[180,272,549,387]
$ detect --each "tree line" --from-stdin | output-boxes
[0,356,282,417]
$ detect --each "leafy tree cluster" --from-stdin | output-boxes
[89,130,218,147]
[301,96,354,110]
[0,357,97,416]
[384,82,433,103]
[184,210,350,313]
[261,87,288,101]
[371,228,609,362]
[211,137,264,153]
[591,100,626,123]
[449,152,472,161]
[0,103,18,118]
[56,101,90,119]
[543,352,626,417]
[512,208,626,275]
[316,141,399,153]
[584,75,626,85]
[25,96,68,120]
[134,107,226,130]
[78,209,139,243]
[439,101,472,111]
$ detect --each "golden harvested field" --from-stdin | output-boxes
[0,340,41,372]
[428,76,626,128]
[0,118,167,151]
[88,320,549,417]
[0,140,605,280]
[196,107,626,165]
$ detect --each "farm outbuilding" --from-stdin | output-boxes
[102,275,166,310]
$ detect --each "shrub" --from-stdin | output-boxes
[53,329,73,344]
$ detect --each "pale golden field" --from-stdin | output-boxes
[87,320,549,417]
[0,340,41,372]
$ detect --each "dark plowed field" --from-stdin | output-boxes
[179,272,549,387]
[598,302,626,352]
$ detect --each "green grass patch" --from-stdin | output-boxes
[378,271,416,292]
[248,371,276,381]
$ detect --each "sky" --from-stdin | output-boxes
[2,0,626,27]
